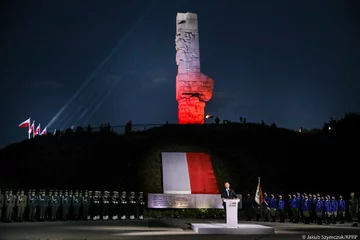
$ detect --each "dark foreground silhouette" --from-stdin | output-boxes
[0,113,359,196]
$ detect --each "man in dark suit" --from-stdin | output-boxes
[221,182,237,218]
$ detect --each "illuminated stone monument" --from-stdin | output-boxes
[175,12,214,124]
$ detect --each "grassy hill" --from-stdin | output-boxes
[0,123,357,196]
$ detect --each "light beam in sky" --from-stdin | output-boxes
[45,2,155,130]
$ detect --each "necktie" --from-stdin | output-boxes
[227,190,229,197]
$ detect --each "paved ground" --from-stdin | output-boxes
[0,219,359,240]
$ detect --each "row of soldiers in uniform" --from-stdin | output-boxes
[0,189,146,223]
[245,192,359,227]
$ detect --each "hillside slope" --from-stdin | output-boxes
[0,124,356,195]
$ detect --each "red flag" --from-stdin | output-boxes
[18,118,31,128]
[40,127,47,135]
[255,177,264,205]
[29,121,35,135]
[34,124,41,136]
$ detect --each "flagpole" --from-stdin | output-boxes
[28,124,30,139]
[258,177,260,184]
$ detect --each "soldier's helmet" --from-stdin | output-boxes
[75,190,79,195]
[139,192,143,196]
[113,191,119,196]
[65,190,68,195]
[69,190,73,195]
[20,190,24,194]
[121,191,126,197]
[130,192,135,197]
[54,190,58,195]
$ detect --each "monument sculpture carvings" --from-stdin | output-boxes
[175,12,214,124]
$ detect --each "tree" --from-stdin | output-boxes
[215,117,220,124]
[271,123,277,128]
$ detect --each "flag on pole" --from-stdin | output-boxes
[40,127,47,135]
[18,118,31,128]
[34,124,41,136]
[30,121,35,137]
[255,177,264,205]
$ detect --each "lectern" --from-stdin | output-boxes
[223,199,240,228]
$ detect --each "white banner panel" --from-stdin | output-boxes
[161,152,191,194]
[147,194,242,209]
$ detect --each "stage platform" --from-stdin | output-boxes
[191,223,275,235]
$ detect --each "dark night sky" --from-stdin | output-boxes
[1,0,359,148]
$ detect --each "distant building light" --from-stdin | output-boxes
[299,127,302,133]
[328,126,332,130]
[205,114,212,119]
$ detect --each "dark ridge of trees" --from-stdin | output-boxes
[0,113,358,196]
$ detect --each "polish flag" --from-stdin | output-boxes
[18,118,31,128]
[34,124,41,136]
[40,127,47,135]
[29,121,35,134]
[161,152,219,194]
[255,177,264,205]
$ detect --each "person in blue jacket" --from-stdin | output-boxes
[325,196,332,224]
[278,195,285,223]
[311,193,317,223]
[263,193,271,222]
[315,196,324,225]
[287,194,293,223]
[269,194,277,222]
[302,195,311,224]
[291,194,299,223]
[338,195,346,224]
[331,196,338,224]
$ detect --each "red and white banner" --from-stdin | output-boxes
[34,124,41,136]
[18,118,31,128]
[161,152,219,194]
[255,177,264,205]
[29,121,35,134]
[40,127,47,135]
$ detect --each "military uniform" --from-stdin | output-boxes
[129,192,136,220]
[16,190,27,221]
[4,190,16,222]
[111,191,119,220]
[262,193,270,221]
[324,196,332,224]
[315,196,323,225]
[38,190,48,221]
[349,193,358,227]
[102,191,110,220]
[27,190,37,221]
[287,194,292,222]
[331,196,338,224]
[119,191,127,220]
[57,190,63,219]
[278,195,285,223]
[87,191,92,220]
[290,194,299,223]
[137,192,145,220]
[81,191,91,220]
[50,190,60,220]
[0,190,4,221]
[269,194,277,222]
[72,191,81,220]
[92,191,101,220]
[338,196,346,224]
[46,190,52,220]
[61,191,71,220]
[302,196,310,224]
